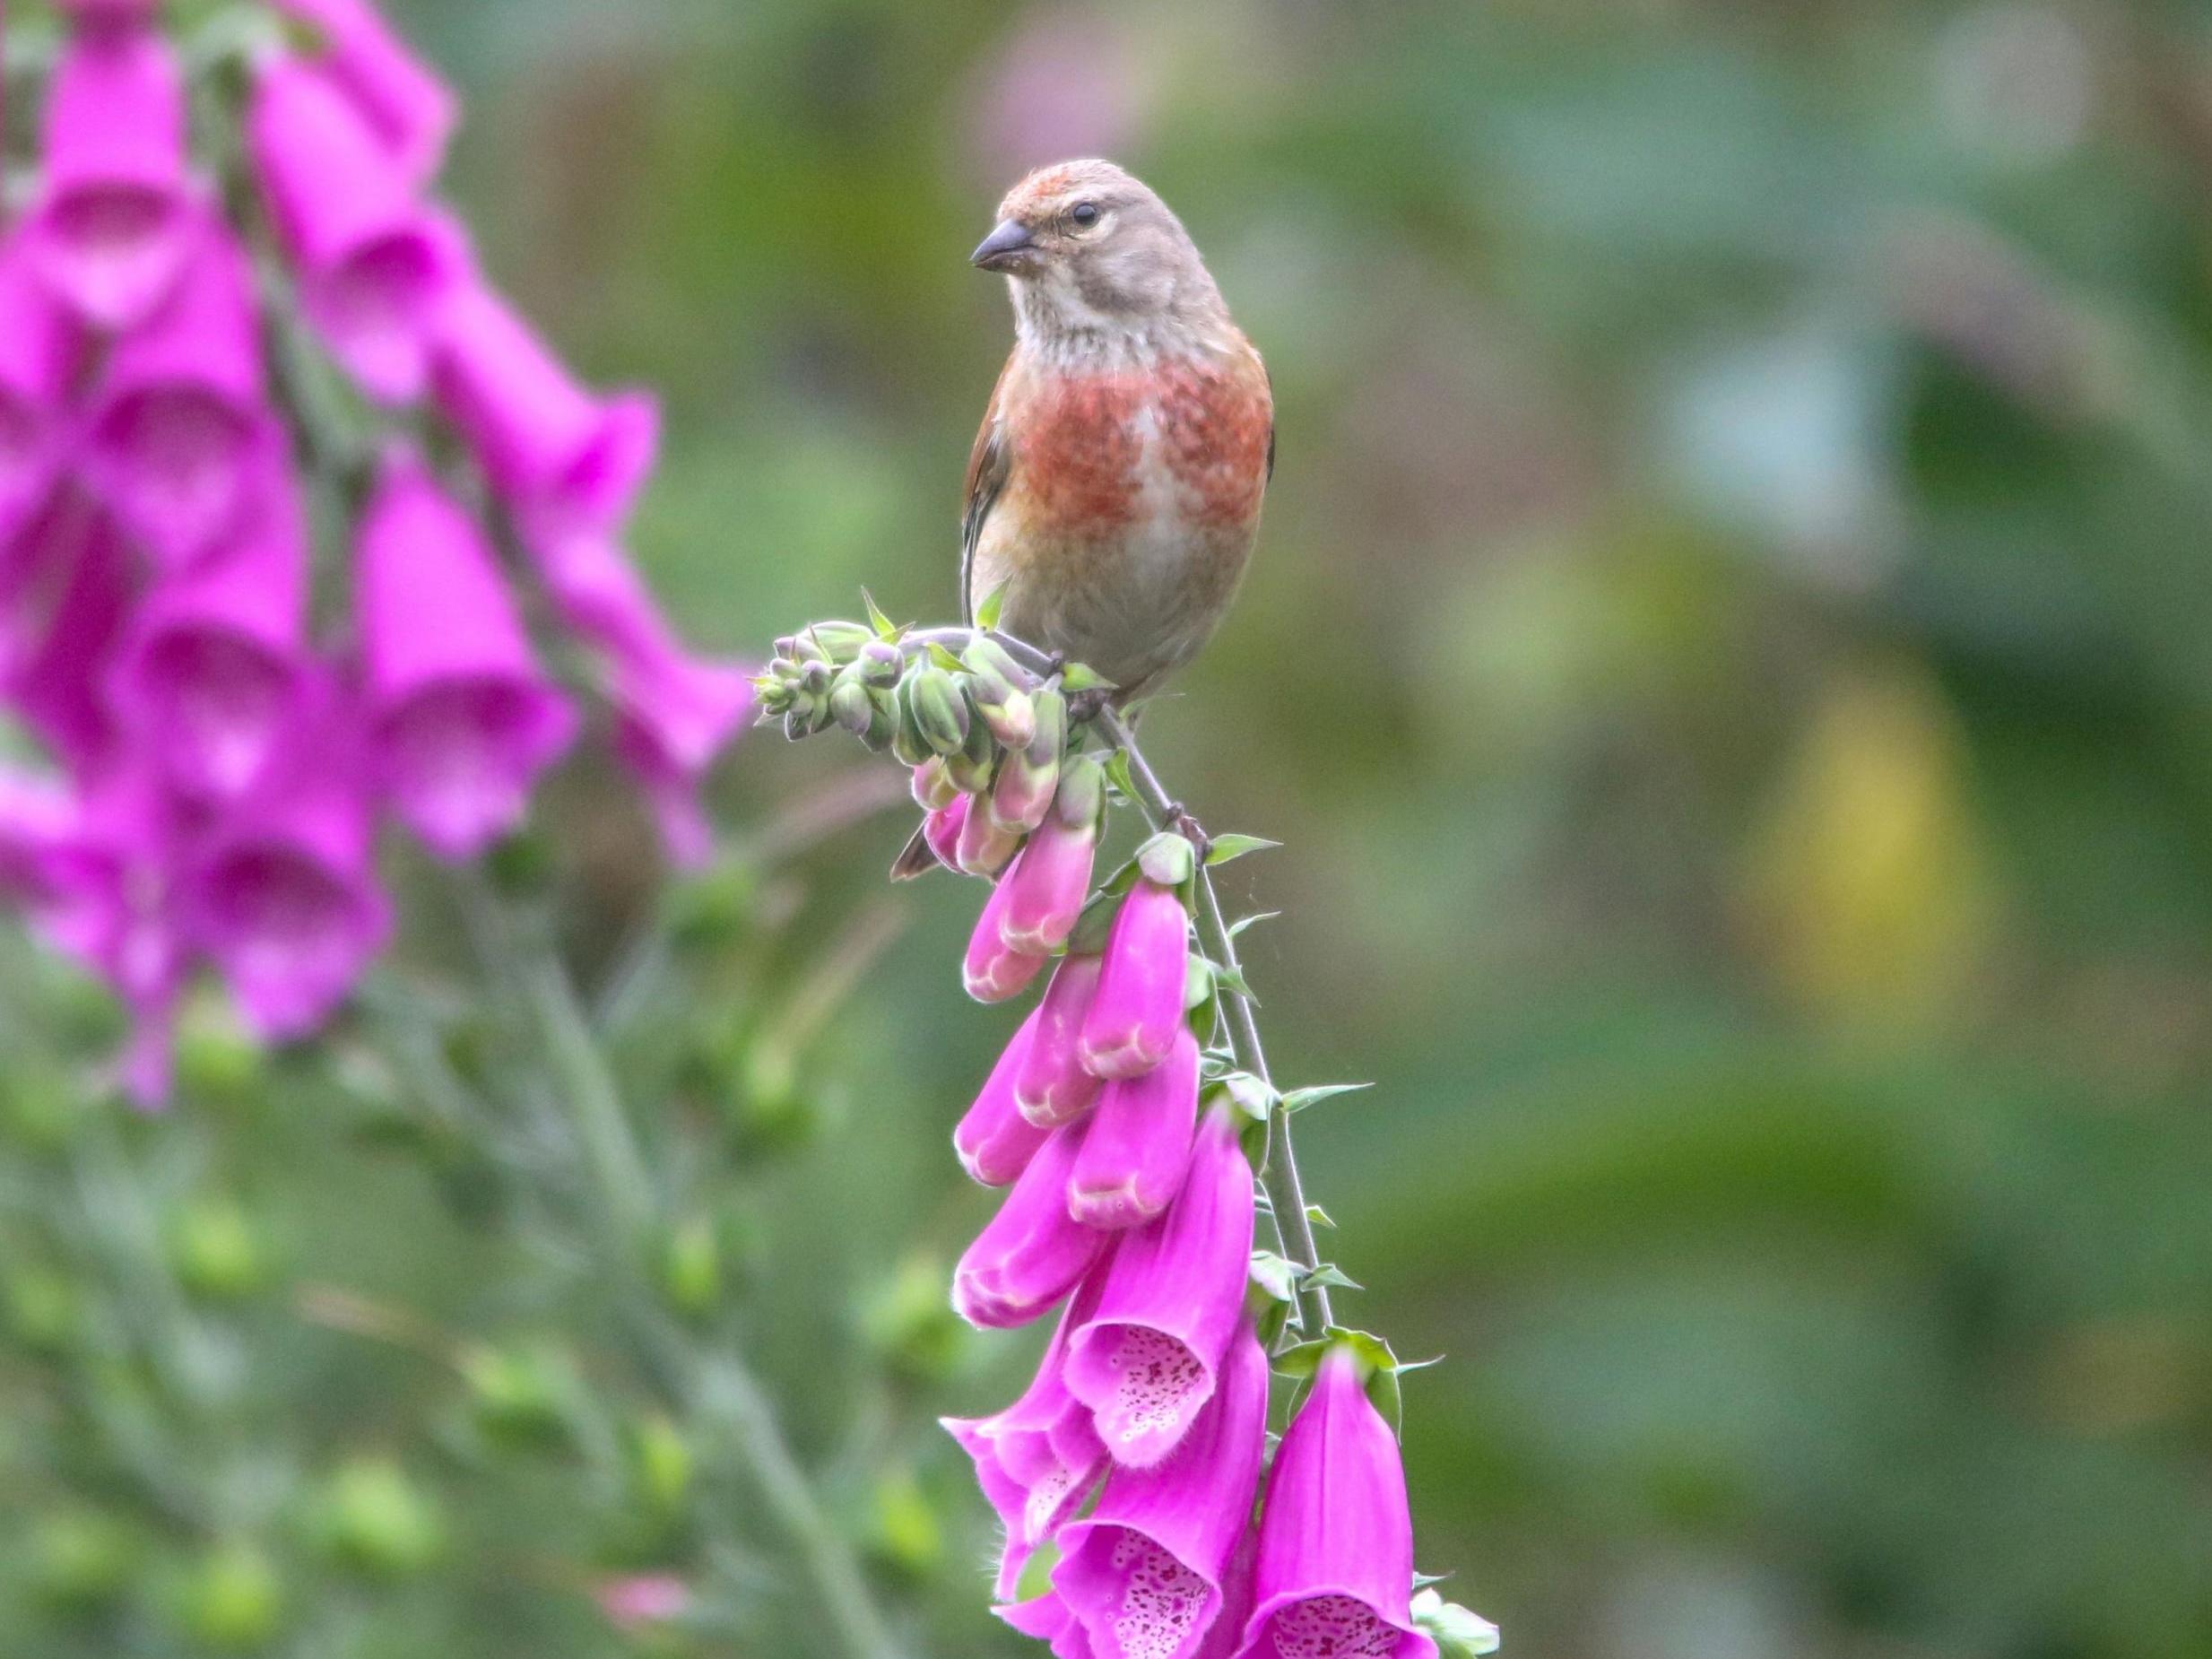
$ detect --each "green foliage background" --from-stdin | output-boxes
[7,1,2212,1655]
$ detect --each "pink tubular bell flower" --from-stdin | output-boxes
[185,678,392,1039]
[1064,1105,1254,1468]
[998,806,1097,957]
[1016,951,1105,1127]
[1055,1323,1269,1659]
[998,1592,1097,1659]
[1233,1348,1436,1659]
[966,873,1048,1003]
[1079,875,1190,1081]
[535,534,750,865]
[25,28,197,330]
[432,283,659,542]
[358,455,577,858]
[956,1008,1054,1186]
[82,230,272,569]
[7,501,135,769]
[273,0,459,182]
[1067,1026,1200,1230]
[247,56,469,403]
[924,794,969,872]
[0,239,82,544]
[942,1270,1110,1601]
[952,1117,1111,1331]
[110,466,308,803]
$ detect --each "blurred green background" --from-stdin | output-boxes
[11,0,2212,1655]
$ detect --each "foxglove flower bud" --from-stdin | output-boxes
[910,759,959,812]
[24,29,195,328]
[952,1118,1110,1330]
[0,240,82,545]
[1015,951,1104,1127]
[1079,873,1191,1081]
[956,793,1022,878]
[906,664,969,757]
[247,57,468,403]
[999,806,1097,957]
[955,1009,1052,1186]
[1055,1323,1268,1659]
[1067,1027,1200,1229]
[272,0,458,182]
[1233,1348,1435,1659]
[110,469,308,803]
[989,684,1066,832]
[942,1270,1109,1600]
[359,456,577,858]
[433,283,658,543]
[923,795,970,873]
[82,233,272,568]
[185,679,393,1039]
[1065,1105,1253,1466]
[966,876,1048,1003]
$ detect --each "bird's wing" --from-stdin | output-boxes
[960,358,1015,626]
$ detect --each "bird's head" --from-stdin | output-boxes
[972,160,1224,345]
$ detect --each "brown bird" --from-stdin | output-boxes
[895,160,1272,878]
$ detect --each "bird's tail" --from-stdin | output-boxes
[889,820,946,882]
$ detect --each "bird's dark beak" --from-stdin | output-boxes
[970,219,1037,274]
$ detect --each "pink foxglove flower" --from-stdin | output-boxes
[7,501,134,768]
[110,469,308,802]
[1055,1323,1269,1659]
[185,680,392,1038]
[1234,1347,1435,1659]
[432,283,659,543]
[956,1007,1054,1186]
[957,790,1022,877]
[1079,875,1189,1081]
[1068,1026,1200,1229]
[359,455,577,858]
[24,29,196,330]
[0,239,82,545]
[82,231,271,568]
[0,770,76,908]
[998,805,1097,957]
[998,1592,1097,1659]
[247,56,468,403]
[1195,1528,1259,1659]
[1016,951,1105,1128]
[924,794,970,873]
[537,534,750,864]
[966,873,1048,1003]
[952,1117,1110,1331]
[273,0,458,182]
[1065,1105,1253,1467]
[942,1271,1109,1601]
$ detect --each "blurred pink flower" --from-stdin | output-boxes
[273,0,459,182]
[82,230,273,568]
[594,1573,690,1630]
[953,1117,1110,1331]
[358,454,576,858]
[24,28,196,330]
[248,56,470,403]
[0,238,83,545]
[110,467,309,803]
[966,8,1155,182]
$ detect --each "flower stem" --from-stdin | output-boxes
[1091,710,1337,1338]
[458,875,906,1659]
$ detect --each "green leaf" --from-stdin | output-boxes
[1227,911,1280,939]
[1060,662,1115,694]
[1218,1071,1277,1122]
[1281,1081,1370,1115]
[1305,1203,1337,1229]
[1411,1591,1500,1659]
[1102,748,1137,803]
[1247,1251,1300,1305]
[1270,1339,1331,1380]
[975,580,1009,630]
[925,642,965,673]
[1205,834,1280,865]
[861,587,899,639]
[1305,1263,1363,1292]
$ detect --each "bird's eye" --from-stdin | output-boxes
[1069,202,1101,229]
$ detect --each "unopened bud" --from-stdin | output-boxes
[1135,830,1197,890]
[906,667,969,756]
[1053,754,1107,831]
[828,677,875,738]
[797,659,833,699]
[910,759,958,812]
[956,798,1022,876]
[979,687,1036,751]
[857,638,904,687]
[989,743,1059,834]
[891,688,933,766]
[782,708,813,743]
[806,621,877,658]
